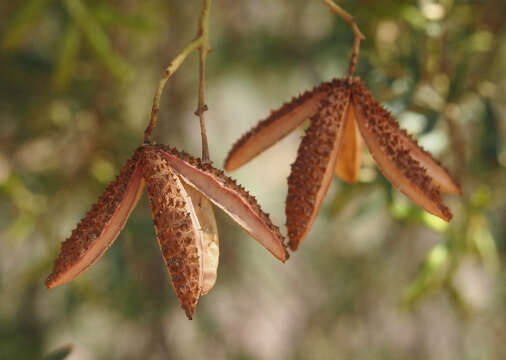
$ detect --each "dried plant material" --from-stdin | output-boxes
[398,138,460,195]
[142,147,203,319]
[286,84,350,250]
[182,181,219,295]
[225,86,330,171]
[225,78,460,249]
[350,84,453,221]
[351,83,461,195]
[335,106,362,183]
[320,0,365,81]
[47,142,284,318]
[157,145,288,262]
[46,150,144,288]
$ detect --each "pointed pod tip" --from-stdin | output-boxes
[450,182,463,196]
[280,248,290,262]
[288,242,299,252]
[45,275,67,289]
[45,151,144,289]
[223,161,235,173]
[442,207,453,222]
[182,302,196,320]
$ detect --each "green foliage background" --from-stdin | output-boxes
[1,0,505,359]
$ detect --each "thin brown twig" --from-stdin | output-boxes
[320,0,365,82]
[144,38,201,142]
[195,0,212,163]
[145,0,213,165]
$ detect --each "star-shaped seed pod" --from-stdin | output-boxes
[224,78,461,251]
[46,144,287,319]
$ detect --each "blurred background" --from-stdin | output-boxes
[1,0,505,359]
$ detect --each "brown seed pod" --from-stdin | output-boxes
[157,145,289,262]
[350,82,454,221]
[181,181,219,296]
[142,147,203,319]
[224,83,335,172]
[45,149,144,288]
[225,77,461,250]
[46,142,286,318]
[286,84,351,250]
[350,82,461,195]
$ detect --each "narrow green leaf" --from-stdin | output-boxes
[93,3,153,32]
[402,242,449,306]
[63,0,133,80]
[2,0,54,50]
[52,22,81,91]
[469,215,499,272]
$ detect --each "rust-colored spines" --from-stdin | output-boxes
[224,80,345,172]
[222,76,460,251]
[142,147,203,319]
[46,142,290,318]
[157,145,289,262]
[286,84,351,250]
[46,149,144,288]
[351,81,453,221]
[351,81,461,195]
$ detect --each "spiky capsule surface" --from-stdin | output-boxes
[350,82,453,221]
[46,150,144,288]
[352,82,460,195]
[158,145,289,262]
[286,81,350,250]
[46,142,288,318]
[142,147,203,319]
[225,82,335,171]
[225,77,461,250]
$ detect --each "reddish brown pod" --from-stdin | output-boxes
[142,147,204,319]
[45,150,145,289]
[46,144,287,319]
[45,0,291,319]
[286,82,351,249]
[225,78,461,251]
[157,145,288,262]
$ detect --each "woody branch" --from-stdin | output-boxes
[320,0,365,81]
[145,0,213,163]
